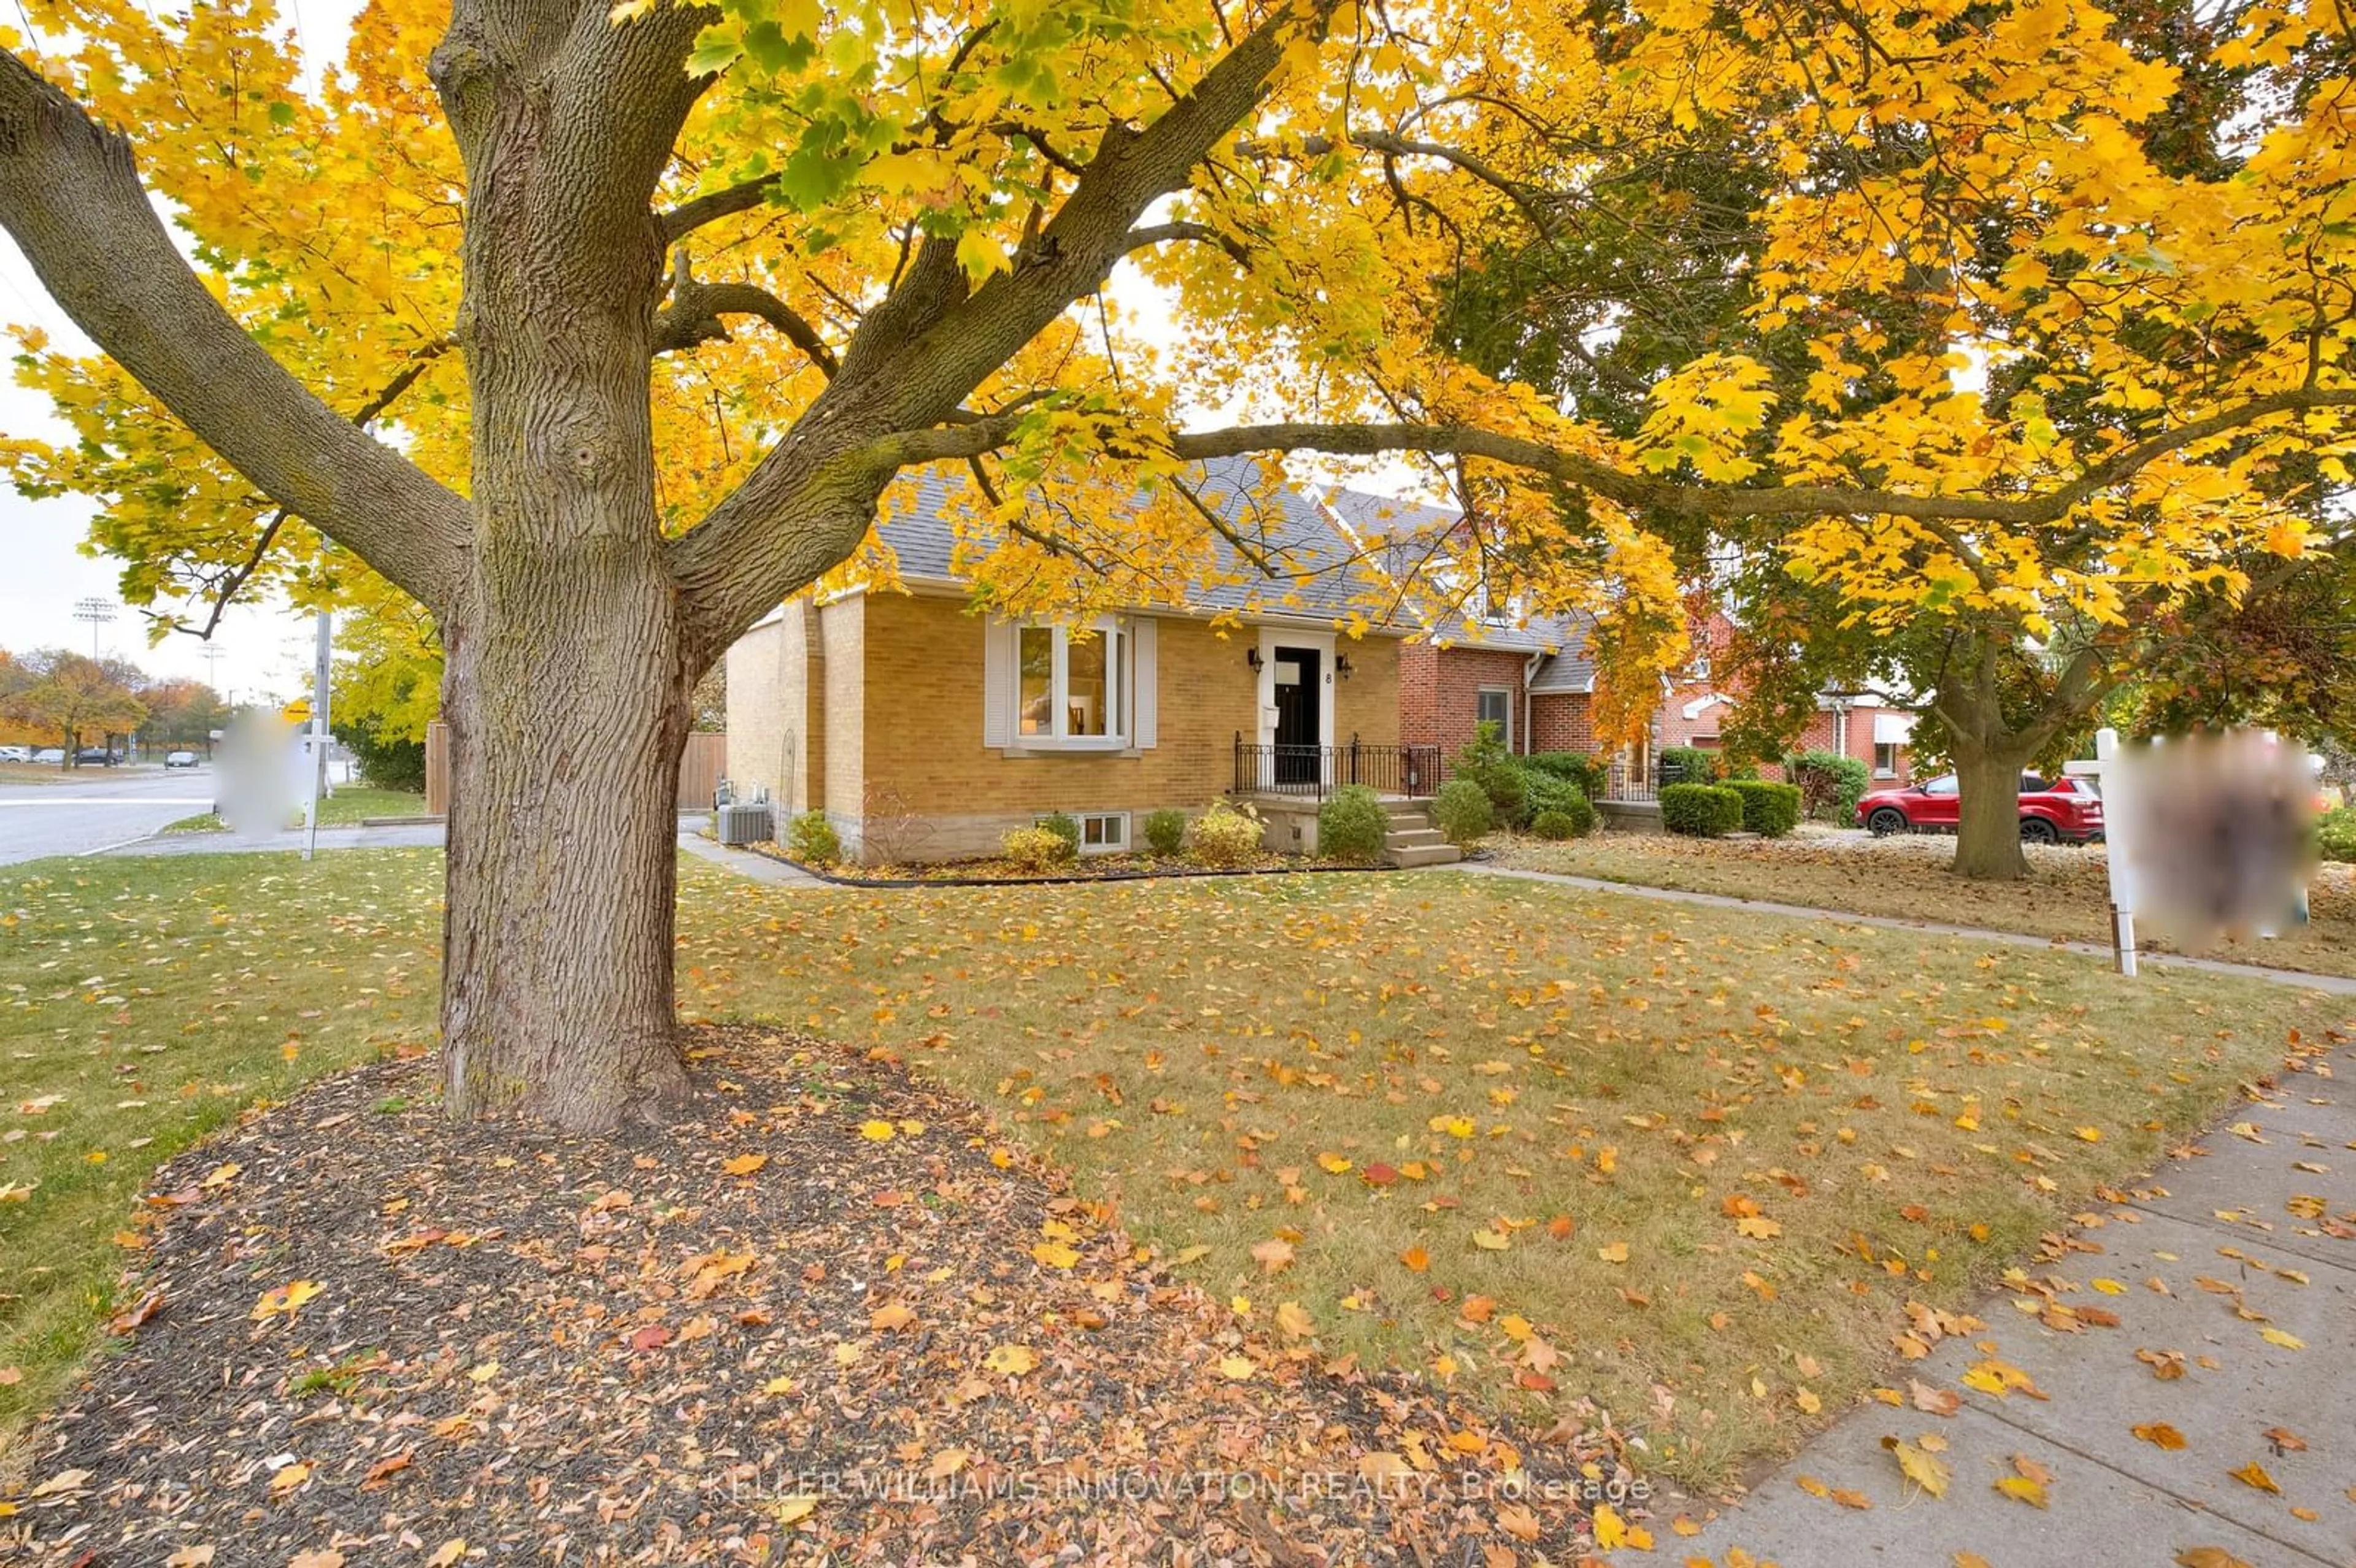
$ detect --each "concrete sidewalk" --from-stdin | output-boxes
[1456,860,2356,996]
[1616,1029,2356,1567]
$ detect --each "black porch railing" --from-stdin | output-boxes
[1233,733,1441,800]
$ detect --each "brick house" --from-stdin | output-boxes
[1326,489,1598,763]
[725,459,1418,864]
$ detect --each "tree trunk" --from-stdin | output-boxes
[436,558,697,1131]
[1951,740,2030,881]
[430,60,702,1132]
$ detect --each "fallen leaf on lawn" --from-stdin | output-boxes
[1276,1301,1315,1337]
[1994,1475,2049,1508]
[774,1496,818,1526]
[984,1343,1038,1375]
[2229,1461,2280,1494]
[1471,1226,1510,1251]
[1591,1502,1630,1549]
[1883,1435,1950,1497]
[2133,1423,2188,1450]
[858,1119,896,1142]
[1736,1215,1782,1239]
[2074,1126,2103,1142]
[1030,1240,1080,1269]
[1400,1246,1430,1272]
[721,1153,768,1176]
[1597,1241,1630,1264]
[1316,1151,1351,1174]
[429,1542,467,1567]
[1250,1237,1295,1274]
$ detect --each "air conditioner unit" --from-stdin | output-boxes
[715,802,774,847]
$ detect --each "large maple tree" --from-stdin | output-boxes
[2,0,2349,1128]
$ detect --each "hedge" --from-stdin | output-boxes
[2321,805,2356,864]
[1658,745,1722,786]
[1725,778,1802,837]
[1527,750,1610,801]
[1519,767,1588,828]
[1660,782,1745,837]
[1317,784,1390,863]
[1786,750,1871,820]
[1142,807,1188,856]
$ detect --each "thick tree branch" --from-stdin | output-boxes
[0,50,471,610]
[653,258,839,373]
[658,175,775,242]
[877,388,2356,528]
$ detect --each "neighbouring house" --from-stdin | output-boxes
[1325,488,1600,763]
[725,459,1428,864]
[1656,611,1919,785]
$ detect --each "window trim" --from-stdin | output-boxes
[1474,685,1513,750]
[1014,617,1128,751]
[1873,740,1900,778]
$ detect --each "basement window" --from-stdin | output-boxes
[1076,812,1130,855]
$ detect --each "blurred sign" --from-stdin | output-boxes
[283,699,312,726]
[2073,728,2316,975]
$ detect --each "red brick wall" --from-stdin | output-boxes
[1658,683,1737,748]
[1528,693,1595,753]
[1789,707,1912,785]
[1401,645,1539,756]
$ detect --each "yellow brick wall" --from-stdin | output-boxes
[849,591,1404,860]
[818,596,864,826]
[723,616,793,808]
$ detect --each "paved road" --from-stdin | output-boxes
[0,766,216,866]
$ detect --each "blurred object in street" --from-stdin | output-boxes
[2110,731,2317,949]
[213,711,300,839]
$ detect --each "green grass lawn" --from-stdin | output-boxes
[2,849,2343,1494]
[161,784,430,834]
[1492,826,2356,980]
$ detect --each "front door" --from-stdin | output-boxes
[1272,647,1320,785]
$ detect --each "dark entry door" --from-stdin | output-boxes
[1273,647,1320,785]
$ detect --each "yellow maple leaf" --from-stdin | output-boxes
[858,1120,896,1142]
[1883,1435,1949,1497]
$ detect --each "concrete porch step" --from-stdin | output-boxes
[1389,842,1462,869]
[1385,826,1449,851]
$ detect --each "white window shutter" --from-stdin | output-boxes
[982,618,1013,747]
[1131,618,1158,748]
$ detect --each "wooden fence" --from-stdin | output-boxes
[423,723,726,817]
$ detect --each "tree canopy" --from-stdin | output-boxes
[5,0,2349,736]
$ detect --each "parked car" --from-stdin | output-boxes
[33,748,64,764]
[165,750,199,769]
[72,747,115,766]
[1857,772,2105,845]
[0,745,28,763]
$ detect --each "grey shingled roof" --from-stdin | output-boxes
[872,455,1398,623]
[1326,487,1597,683]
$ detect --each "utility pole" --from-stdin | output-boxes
[71,596,115,659]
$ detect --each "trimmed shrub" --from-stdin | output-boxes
[1658,745,1722,786]
[1660,782,1745,837]
[1433,778,1493,850]
[1142,807,1188,856]
[1528,750,1609,801]
[1522,768,1589,827]
[786,810,841,864]
[1530,807,1585,841]
[2320,805,2356,864]
[1001,825,1077,872]
[1787,750,1871,820]
[1036,811,1082,858]
[334,717,428,794]
[1317,784,1389,863]
[1192,800,1266,867]
[1450,720,1525,820]
[1726,778,1802,837]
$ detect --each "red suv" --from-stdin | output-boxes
[1857,773,2105,845]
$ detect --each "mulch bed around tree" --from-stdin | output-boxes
[6,1028,1635,1566]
